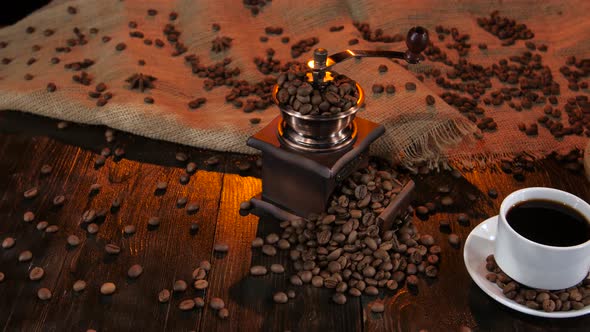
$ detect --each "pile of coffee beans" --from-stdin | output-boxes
[485,254,590,312]
[275,64,360,116]
[248,161,441,305]
[290,37,319,58]
[477,11,535,45]
[434,26,471,57]
[352,21,404,43]
[211,36,232,53]
[560,57,590,91]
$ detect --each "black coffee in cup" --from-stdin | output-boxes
[506,199,590,247]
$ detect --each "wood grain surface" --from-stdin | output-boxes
[1,111,590,332]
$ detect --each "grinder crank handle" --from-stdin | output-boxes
[309,26,429,72]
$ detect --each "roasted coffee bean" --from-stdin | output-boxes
[273,292,289,304]
[147,9,158,16]
[210,297,225,310]
[179,174,190,184]
[37,288,52,300]
[405,82,417,91]
[194,296,205,308]
[250,266,267,276]
[24,187,39,199]
[262,245,277,256]
[29,267,45,281]
[37,221,48,231]
[448,234,460,246]
[407,275,419,286]
[251,237,264,248]
[146,216,161,227]
[488,188,498,198]
[179,299,195,311]
[426,95,435,105]
[46,82,57,92]
[372,84,384,94]
[193,279,209,290]
[87,223,99,234]
[71,280,86,292]
[158,289,171,303]
[440,196,453,206]
[214,243,229,253]
[348,38,359,45]
[67,235,80,246]
[123,225,136,235]
[100,282,116,295]
[52,195,65,206]
[1,237,15,249]
[23,211,35,223]
[115,43,126,51]
[219,308,229,319]
[332,293,347,304]
[18,250,33,262]
[378,65,388,73]
[173,280,188,292]
[105,244,121,255]
[386,84,396,94]
[24,73,34,81]
[371,302,385,313]
[205,156,220,166]
[127,264,143,278]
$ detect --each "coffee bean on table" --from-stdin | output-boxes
[23,211,35,223]
[371,302,385,313]
[105,244,121,255]
[214,243,229,253]
[29,267,44,281]
[37,221,48,231]
[273,292,288,304]
[187,203,200,214]
[179,299,195,311]
[488,189,498,198]
[441,196,453,206]
[262,245,277,256]
[46,83,57,92]
[448,233,460,246]
[210,297,225,310]
[37,288,52,300]
[18,250,32,262]
[457,213,469,224]
[426,95,435,105]
[2,237,15,249]
[148,217,161,226]
[100,282,116,295]
[173,280,187,292]
[0,272,4,283]
[158,289,171,303]
[127,264,143,278]
[24,187,39,199]
[332,293,347,304]
[123,225,136,235]
[219,308,229,319]
[87,223,99,234]
[251,237,263,248]
[193,280,208,290]
[67,235,80,246]
[405,82,417,91]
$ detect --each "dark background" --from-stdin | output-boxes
[0,0,50,26]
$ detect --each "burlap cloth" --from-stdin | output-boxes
[0,0,588,168]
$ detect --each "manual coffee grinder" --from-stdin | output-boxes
[246,27,429,227]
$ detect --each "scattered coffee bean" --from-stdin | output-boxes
[200,260,212,271]
[67,235,80,247]
[371,302,385,313]
[72,281,86,293]
[29,267,44,281]
[148,217,161,227]
[251,237,264,248]
[23,211,35,223]
[273,292,288,304]
[205,156,220,166]
[488,188,498,198]
[18,250,32,262]
[457,213,469,224]
[187,203,199,213]
[0,272,4,283]
[448,234,460,246]
[270,264,285,274]
[426,95,435,105]
[195,297,205,308]
[127,264,143,278]
[2,237,15,249]
[372,84,384,94]
[219,308,229,319]
[262,244,277,256]
[173,280,188,292]
[100,282,116,295]
[332,293,347,304]
[214,243,229,253]
[37,288,52,300]
[210,297,225,310]
[115,43,126,51]
[250,265,268,276]
[158,289,171,303]
[45,224,59,233]
[105,244,121,255]
[193,279,209,290]
[123,225,136,235]
[179,299,195,311]
[24,187,39,199]
[405,82,417,91]
[87,223,99,234]
[36,221,48,231]
[440,196,454,206]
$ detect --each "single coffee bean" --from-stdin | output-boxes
[386,84,396,94]
[214,243,229,253]
[2,237,15,249]
[372,84,384,94]
[173,280,188,292]
[37,221,48,231]
[219,308,229,319]
[332,293,347,304]
[179,173,190,184]
[23,211,35,223]
[448,234,460,246]
[71,280,86,292]
[187,203,200,214]
[195,297,205,308]
[290,275,303,286]
[52,195,65,206]
[365,286,379,296]
[127,264,143,278]
[45,225,59,233]
[37,288,52,300]
[156,181,168,191]
[18,250,33,262]
[123,225,136,235]
[273,292,288,304]
[192,268,207,280]
[457,213,469,224]
[262,245,277,256]
[488,189,498,198]
[100,282,116,295]
[87,223,99,234]
[250,265,268,276]
[67,235,80,246]
[105,244,121,255]
[200,260,212,271]
[29,267,45,281]
[210,297,225,310]
[148,216,161,227]
[426,95,435,105]
[270,264,285,274]
[441,196,453,206]
[405,82,417,91]
[115,43,126,51]
[416,206,429,216]
[251,237,264,248]
[407,275,419,286]
[193,279,208,290]
[158,289,171,303]
[371,302,385,313]
[179,299,195,311]
[24,187,39,199]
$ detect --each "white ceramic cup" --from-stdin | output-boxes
[494,187,590,290]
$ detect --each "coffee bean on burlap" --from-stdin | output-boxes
[405,82,417,91]
[148,216,161,226]
[187,203,200,214]
[105,244,121,255]
[124,225,136,235]
[385,84,396,94]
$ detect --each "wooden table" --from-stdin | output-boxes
[0,111,589,332]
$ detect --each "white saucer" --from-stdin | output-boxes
[464,215,590,318]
